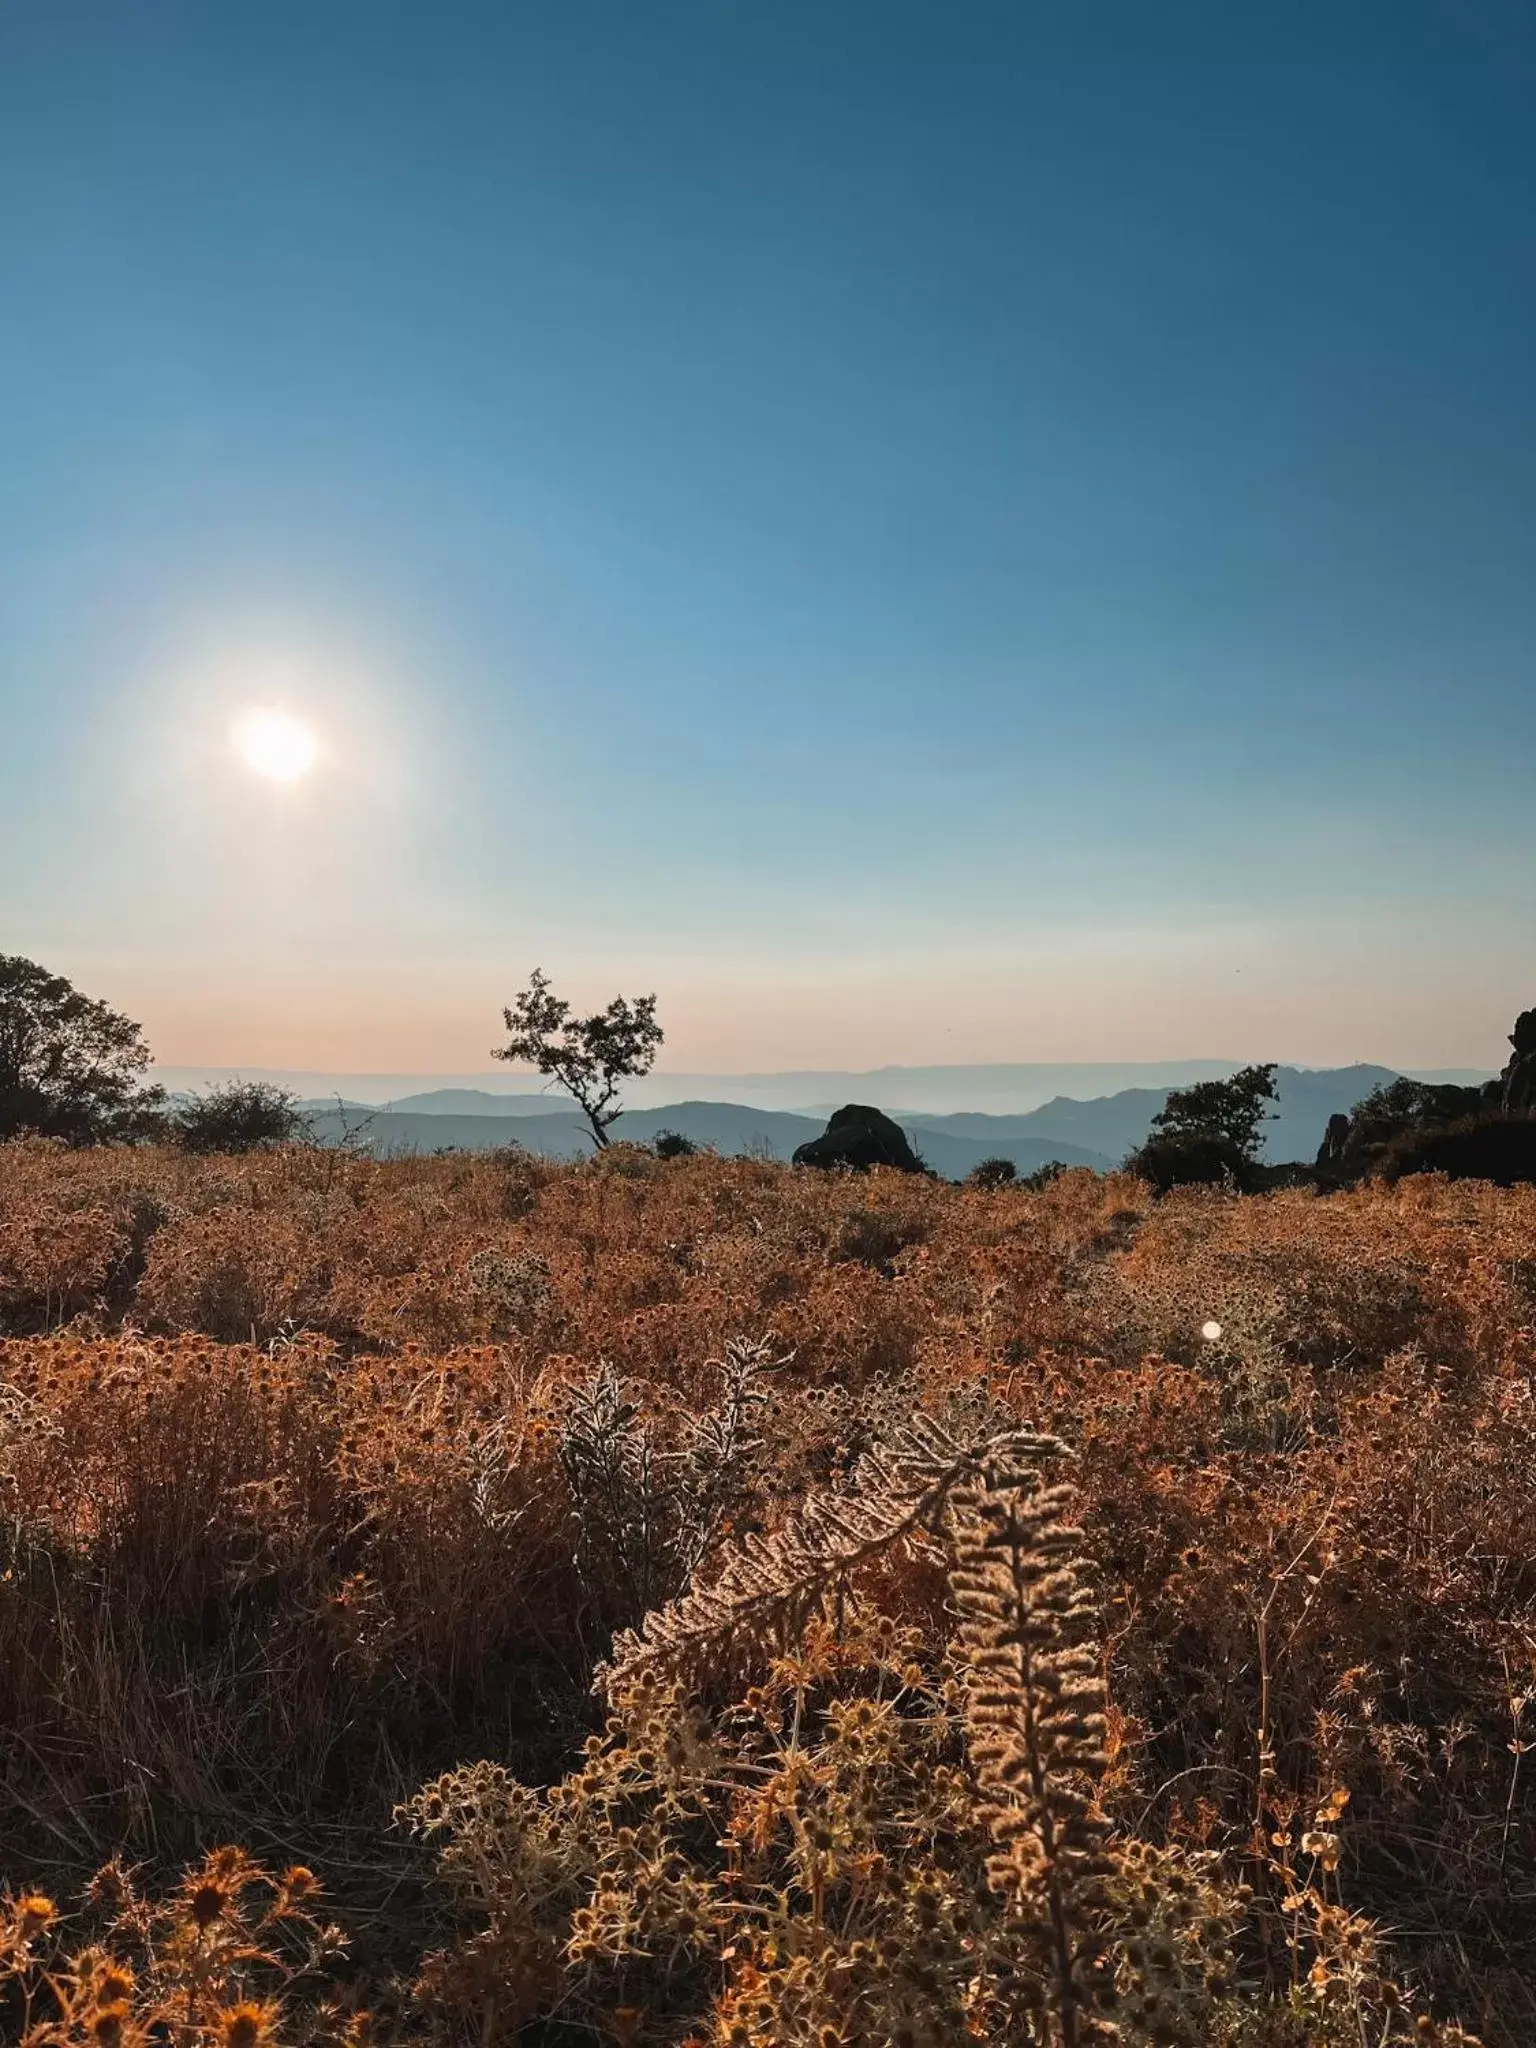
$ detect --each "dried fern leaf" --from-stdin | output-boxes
[597,1413,1064,1697]
[950,1449,1113,2044]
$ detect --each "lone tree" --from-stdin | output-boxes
[494,968,663,1150]
[1127,1062,1279,1193]
[0,954,165,1144]
[173,1079,308,1154]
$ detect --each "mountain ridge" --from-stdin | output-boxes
[158,1060,1495,1118]
[303,1101,1113,1179]
[300,1062,1428,1176]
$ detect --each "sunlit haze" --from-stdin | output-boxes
[3,5,1532,1078]
[233,708,319,783]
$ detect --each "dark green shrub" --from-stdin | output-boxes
[1320,1077,1491,1182]
[1127,1063,1278,1192]
[173,1080,307,1154]
[1379,1113,1536,1186]
[967,1156,1016,1190]
[1020,1159,1071,1191]
[1126,1130,1251,1193]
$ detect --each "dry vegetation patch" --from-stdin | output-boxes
[1,1140,1533,2042]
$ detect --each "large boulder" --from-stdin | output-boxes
[792,1104,925,1173]
[1500,1008,1536,1116]
[1317,1112,1352,1170]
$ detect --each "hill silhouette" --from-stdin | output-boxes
[304,1099,1112,1178]
[302,1067,1425,1177]
[936,1063,1406,1166]
[383,1088,579,1117]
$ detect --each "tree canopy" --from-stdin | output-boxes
[0,955,164,1144]
[1151,1063,1279,1158]
[1126,1062,1279,1192]
[494,969,663,1150]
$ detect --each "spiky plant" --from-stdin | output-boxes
[600,1413,1068,1696]
[949,1445,1115,2046]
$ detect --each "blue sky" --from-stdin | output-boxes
[2,1,1532,1071]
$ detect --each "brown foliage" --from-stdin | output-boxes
[1,1140,1534,2039]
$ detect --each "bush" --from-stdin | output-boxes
[1128,1065,1278,1192]
[1020,1158,1070,1191]
[1379,1112,1536,1185]
[1320,1077,1492,1182]
[1125,1129,1251,1192]
[399,1419,1484,2048]
[967,1155,1017,1189]
[171,1080,308,1154]
[653,1128,699,1159]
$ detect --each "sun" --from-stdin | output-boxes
[233,707,318,782]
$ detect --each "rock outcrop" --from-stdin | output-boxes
[1378,1115,1536,1186]
[1315,1005,1536,1186]
[1500,1008,1536,1116]
[791,1104,925,1173]
[1317,1112,1352,1170]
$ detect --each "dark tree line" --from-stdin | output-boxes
[0,955,303,1150]
[0,956,665,1158]
[5,950,1533,1188]
[0,954,164,1144]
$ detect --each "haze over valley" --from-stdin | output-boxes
[151,1060,1498,1175]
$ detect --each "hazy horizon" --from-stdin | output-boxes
[149,1057,1497,1120]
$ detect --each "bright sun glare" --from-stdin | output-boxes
[233,707,319,782]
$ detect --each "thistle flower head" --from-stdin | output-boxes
[216,1999,281,2048]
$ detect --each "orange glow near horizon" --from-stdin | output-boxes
[92,933,1523,1082]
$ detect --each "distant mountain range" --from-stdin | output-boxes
[163,1062,1251,1113]
[956,1063,1409,1168]
[164,1057,1494,1116]
[300,1062,1447,1177]
[303,1100,1110,1178]
[381,1089,583,1118]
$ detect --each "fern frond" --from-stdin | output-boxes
[949,1448,1113,2046]
[597,1413,1064,1698]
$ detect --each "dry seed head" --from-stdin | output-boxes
[189,1880,231,1928]
[96,1963,136,2005]
[216,2000,281,2048]
[15,1891,57,1937]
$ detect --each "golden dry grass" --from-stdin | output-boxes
[2,1137,1533,2042]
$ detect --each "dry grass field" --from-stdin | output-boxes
[2,1137,1534,2044]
